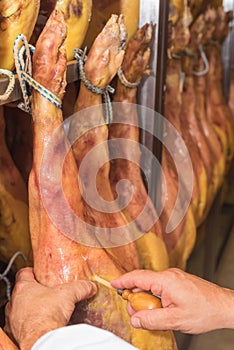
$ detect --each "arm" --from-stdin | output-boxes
[111,268,234,334]
[4,268,97,350]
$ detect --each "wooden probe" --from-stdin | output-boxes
[92,275,162,311]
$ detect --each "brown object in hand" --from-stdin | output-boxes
[119,289,162,311]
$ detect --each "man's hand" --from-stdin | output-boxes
[111,268,234,334]
[5,267,97,350]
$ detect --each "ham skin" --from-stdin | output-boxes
[29,11,177,349]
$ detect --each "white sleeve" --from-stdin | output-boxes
[31,324,139,350]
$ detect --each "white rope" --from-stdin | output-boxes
[74,48,115,124]
[193,45,209,77]
[117,66,141,88]
[13,34,62,114]
[0,69,15,101]
[0,251,27,300]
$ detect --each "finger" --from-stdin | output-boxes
[59,280,97,304]
[4,302,11,317]
[4,319,11,336]
[130,308,177,331]
[15,267,35,282]
[127,301,136,317]
[111,270,164,295]
[4,304,12,337]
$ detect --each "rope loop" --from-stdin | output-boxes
[0,69,15,101]
[171,53,182,60]
[117,66,141,89]
[193,45,209,77]
[209,39,219,46]
[74,48,115,124]
[0,252,27,300]
[13,34,62,114]
[184,48,197,58]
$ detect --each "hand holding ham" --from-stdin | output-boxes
[112,268,234,334]
[4,268,97,350]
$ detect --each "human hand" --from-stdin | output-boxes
[5,267,97,350]
[111,268,234,334]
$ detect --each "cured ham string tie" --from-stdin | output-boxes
[170,53,185,93]
[171,53,182,60]
[0,69,15,101]
[0,252,27,300]
[74,48,115,124]
[13,34,62,114]
[184,45,209,77]
[193,45,209,77]
[117,66,141,88]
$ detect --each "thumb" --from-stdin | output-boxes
[59,280,97,304]
[130,308,175,331]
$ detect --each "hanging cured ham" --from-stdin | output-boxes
[29,10,176,349]
[31,0,92,60]
[109,23,169,271]
[229,56,234,119]
[0,107,31,271]
[3,107,33,184]
[180,13,213,226]
[160,6,196,268]
[161,4,234,268]
[70,17,176,349]
[193,8,226,212]
[30,10,135,335]
[161,57,197,268]
[83,0,140,48]
[0,0,40,70]
[205,7,234,172]
[70,15,140,271]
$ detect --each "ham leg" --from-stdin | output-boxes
[109,24,169,271]
[161,57,196,268]
[29,11,88,287]
[179,13,214,226]
[30,11,153,348]
[160,13,197,268]
[205,8,234,171]
[70,15,140,272]
[180,54,209,225]
[69,16,176,349]
[0,107,31,271]
[192,8,226,210]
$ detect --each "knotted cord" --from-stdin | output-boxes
[74,48,115,124]
[13,34,62,114]
[0,69,15,101]
[193,45,209,77]
[117,66,141,89]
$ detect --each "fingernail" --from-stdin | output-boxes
[91,282,98,291]
[111,277,118,283]
[131,317,141,328]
